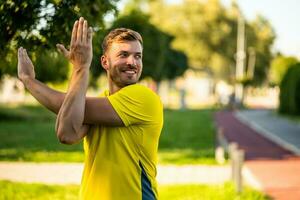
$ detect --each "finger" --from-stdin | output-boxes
[71,20,79,46]
[22,48,27,61]
[24,48,28,56]
[17,47,23,71]
[77,17,84,43]
[23,48,30,64]
[19,47,26,62]
[87,27,93,45]
[23,49,32,64]
[56,44,70,58]
[18,47,23,59]
[23,48,28,60]
[82,20,88,43]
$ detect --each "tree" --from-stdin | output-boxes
[149,0,236,81]
[246,15,275,84]
[269,55,298,86]
[109,10,188,82]
[0,0,41,78]
[0,0,119,83]
[148,0,275,84]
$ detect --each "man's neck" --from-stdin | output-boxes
[108,84,121,95]
[107,77,122,95]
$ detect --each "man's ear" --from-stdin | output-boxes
[101,55,109,70]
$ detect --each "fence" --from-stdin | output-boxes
[215,128,245,193]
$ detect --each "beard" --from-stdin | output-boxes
[108,63,142,88]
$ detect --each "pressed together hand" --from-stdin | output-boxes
[56,17,93,70]
[18,17,93,83]
[17,47,35,83]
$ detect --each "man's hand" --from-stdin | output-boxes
[56,17,93,70]
[18,47,35,83]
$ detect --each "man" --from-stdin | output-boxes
[17,17,163,200]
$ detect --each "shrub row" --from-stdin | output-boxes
[279,63,300,115]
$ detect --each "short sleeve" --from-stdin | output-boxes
[107,84,163,126]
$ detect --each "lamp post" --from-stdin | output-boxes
[235,12,246,106]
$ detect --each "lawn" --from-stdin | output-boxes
[0,104,217,164]
[0,105,84,162]
[159,109,216,164]
[0,180,269,200]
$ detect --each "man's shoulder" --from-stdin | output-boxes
[120,84,159,99]
[107,84,163,126]
[117,84,163,113]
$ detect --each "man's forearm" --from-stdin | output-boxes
[23,77,65,114]
[56,68,89,144]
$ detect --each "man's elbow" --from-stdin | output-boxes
[56,127,79,145]
[57,135,75,145]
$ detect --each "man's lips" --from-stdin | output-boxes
[122,69,137,74]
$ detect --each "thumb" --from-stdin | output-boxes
[56,44,70,58]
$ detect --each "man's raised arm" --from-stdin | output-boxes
[17,47,65,114]
[17,48,121,126]
[55,17,93,145]
[18,18,123,145]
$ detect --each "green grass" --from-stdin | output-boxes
[159,109,216,164]
[0,105,84,162]
[159,183,270,200]
[0,181,79,200]
[0,105,217,164]
[0,181,269,200]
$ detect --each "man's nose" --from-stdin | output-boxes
[126,55,137,67]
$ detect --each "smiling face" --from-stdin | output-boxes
[101,40,143,91]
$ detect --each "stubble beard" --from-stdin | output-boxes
[109,65,140,88]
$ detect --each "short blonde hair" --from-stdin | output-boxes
[102,28,143,53]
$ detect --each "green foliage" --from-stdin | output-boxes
[0,0,119,82]
[246,15,275,84]
[109,10,188,81]
[0,181,270,200]
[149,0,275,84]
[279,63,300,115]
[269,55,298,85]
[0,0,40,78]
[149,0,236,80]
[34,50,69,83]
[165,49,189,80]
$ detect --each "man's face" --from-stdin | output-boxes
[102,41,143,88]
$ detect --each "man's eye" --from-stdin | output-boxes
[135,55,142,59]
[120,53,128,57]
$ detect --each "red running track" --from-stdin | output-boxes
[215,111,300,200]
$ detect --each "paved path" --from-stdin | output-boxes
[236,109,300,155]
[215,110,300,200]
[215,110,294,160]
[0,162,230,185]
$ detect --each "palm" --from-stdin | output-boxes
[17,47,35,81]
[56,18,93,69]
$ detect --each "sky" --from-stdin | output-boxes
[221,0,300,58]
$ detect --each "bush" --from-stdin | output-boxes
[269,56,298,85]
[279,63,300,115]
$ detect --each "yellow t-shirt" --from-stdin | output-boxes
[79,84,163,200]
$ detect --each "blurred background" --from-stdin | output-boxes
[0,0,300,199]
